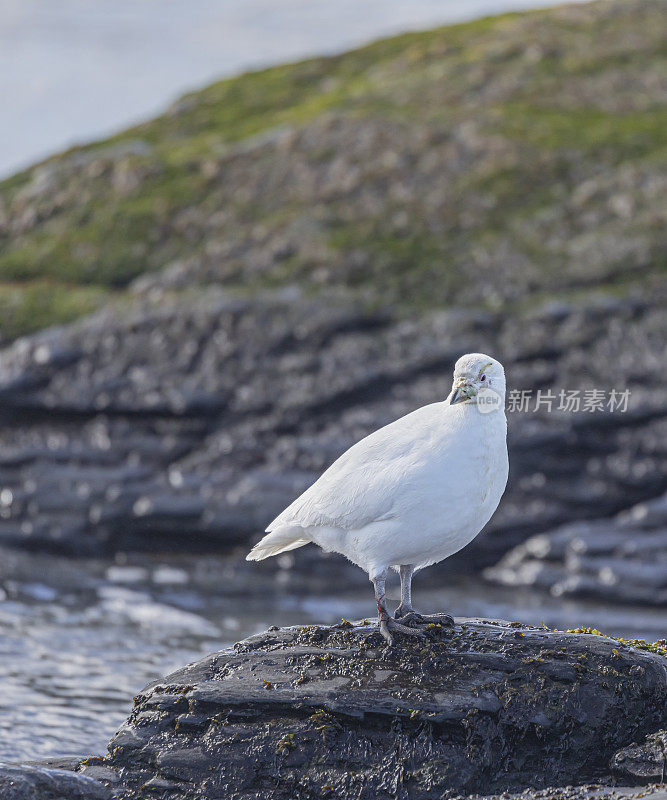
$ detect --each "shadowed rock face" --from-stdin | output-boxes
[0,289,665,594]
[612,730,667,784]
[486,494,667,606]
[77,619,667,799]
[457,787,667,800]
[0,762,111,800]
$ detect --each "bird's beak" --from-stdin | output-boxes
[450,384,474,404]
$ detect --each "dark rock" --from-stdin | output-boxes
[0,762,110,800]
[612,730,667,783]
[0,287,665,593]
[485,494,667,606]
[89,618,667,799]
[458,786,667,800]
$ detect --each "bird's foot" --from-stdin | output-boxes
[378,615,426,646]
[394,609,454,628]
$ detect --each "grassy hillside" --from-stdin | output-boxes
[0,0,665,341]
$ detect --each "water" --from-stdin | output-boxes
[0,549,663,763]
[1,0,589,178]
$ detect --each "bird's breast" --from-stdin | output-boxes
[430,416,508,512]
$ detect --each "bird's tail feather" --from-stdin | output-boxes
[246,526,310,561]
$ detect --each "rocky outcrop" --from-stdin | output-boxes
[74,618,667,799]
[0,288,665,587]
[459,787,667,800]
[0,761,110,800]
[612,731,667,784]
[485,494,667,606]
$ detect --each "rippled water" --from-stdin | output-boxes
[0,551,663,763]
[0,588,211,761]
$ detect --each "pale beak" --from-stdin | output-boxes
[450,384,474,404]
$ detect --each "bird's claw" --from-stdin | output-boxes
[379,615,426,646]
[394,610,454,628]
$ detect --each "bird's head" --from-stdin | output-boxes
[449,353,506,408]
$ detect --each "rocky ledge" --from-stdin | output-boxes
[0,289,665,589]
[12,618,660,800]
[486,494,667,606]
[0,761,111,800]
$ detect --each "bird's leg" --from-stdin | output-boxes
[394,564,454,627]
[394,564,416,618]
[372,570,424,646]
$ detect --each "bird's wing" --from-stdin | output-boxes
[267,403,443,532]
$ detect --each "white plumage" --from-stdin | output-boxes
[247,352,509,644]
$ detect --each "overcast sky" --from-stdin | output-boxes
[1,0,582,178]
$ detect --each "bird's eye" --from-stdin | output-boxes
[480,374,486,382]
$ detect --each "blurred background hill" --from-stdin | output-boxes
[0,0,665,762]
[1,0,666,339]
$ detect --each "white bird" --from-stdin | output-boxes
[247,353,509,644]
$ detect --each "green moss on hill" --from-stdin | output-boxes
[0,282,107,340]
[0,0,665,341]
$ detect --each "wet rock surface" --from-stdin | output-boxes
[0,761,111,800]
[458,786,667,800]
[612,731,667,784]
[0,288,665,591]
[79,618,667,799]
[486,494,667,606]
